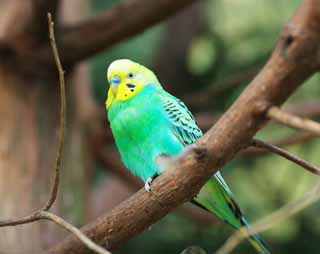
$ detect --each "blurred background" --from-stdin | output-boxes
[0,0,319,253]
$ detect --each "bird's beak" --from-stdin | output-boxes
[106,76,121,109]
[106,88,114,109]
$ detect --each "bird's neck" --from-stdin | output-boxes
[107,85,161,120]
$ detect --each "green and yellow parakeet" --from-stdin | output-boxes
[105,59,269,253]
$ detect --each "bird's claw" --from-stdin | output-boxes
[145,177,153,192]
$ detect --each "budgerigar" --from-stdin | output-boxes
[105,59,269,253]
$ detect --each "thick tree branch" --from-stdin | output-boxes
[36,0,197,65]
[0,0,60,55]
[251,139,320,175]
[46,1,320,253]
[93,146,220,226]
[268,106,320,136]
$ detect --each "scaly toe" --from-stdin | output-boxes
[145,177,152,192]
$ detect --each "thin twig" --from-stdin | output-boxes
[39,211,111,254]
[0,12,65,227]
[0,13,66,227]
[43,12,65,211]
[285,100,320,119]
[0,13,112,254]
[268,106,320,136]
[217,181,320,254]
[242,131,316,158]
[251,139,320,175]
[0,214,40,227]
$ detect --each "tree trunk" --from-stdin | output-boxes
[0,0,94,250]
[0,66,58,250]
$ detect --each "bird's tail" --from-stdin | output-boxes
[192,199,270,254]
[193,174,270,253]
[240,217,270,254]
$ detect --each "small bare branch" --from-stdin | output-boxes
[39,211,111,254]
[285,100,320,119]
[0,13,112,254]
[268,106,320,136]
[242,131,316,158]
[0,12,65,227]
[0,213,40,227]
[251,139,320,175]
[43,12,65,211]
[217,181,320,254]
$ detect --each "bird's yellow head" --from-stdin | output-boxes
[106,59,160,109]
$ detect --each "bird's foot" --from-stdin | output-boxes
[145,177,153,192]
[144,175,158,192]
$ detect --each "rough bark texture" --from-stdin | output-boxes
[46,0,320,253]
[0,68,60,250]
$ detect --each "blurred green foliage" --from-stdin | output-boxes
[90,0,320,253]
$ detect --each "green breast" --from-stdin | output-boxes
[107,85,183,181]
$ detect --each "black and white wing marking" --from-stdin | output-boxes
[160,92,202,146]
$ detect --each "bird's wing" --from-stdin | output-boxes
[158,91,269,253]
[158,92,269,253]
[159,91,202,146]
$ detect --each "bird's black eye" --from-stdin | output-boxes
[128,73,134,78]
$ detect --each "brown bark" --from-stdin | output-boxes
[46,0,320,253]
[0,68,60,250]
[0,67,93,251]
[0,0,90,251]
[34,0,198,65]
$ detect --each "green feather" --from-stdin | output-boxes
[106,59,270,253]
[159,90,202,145]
